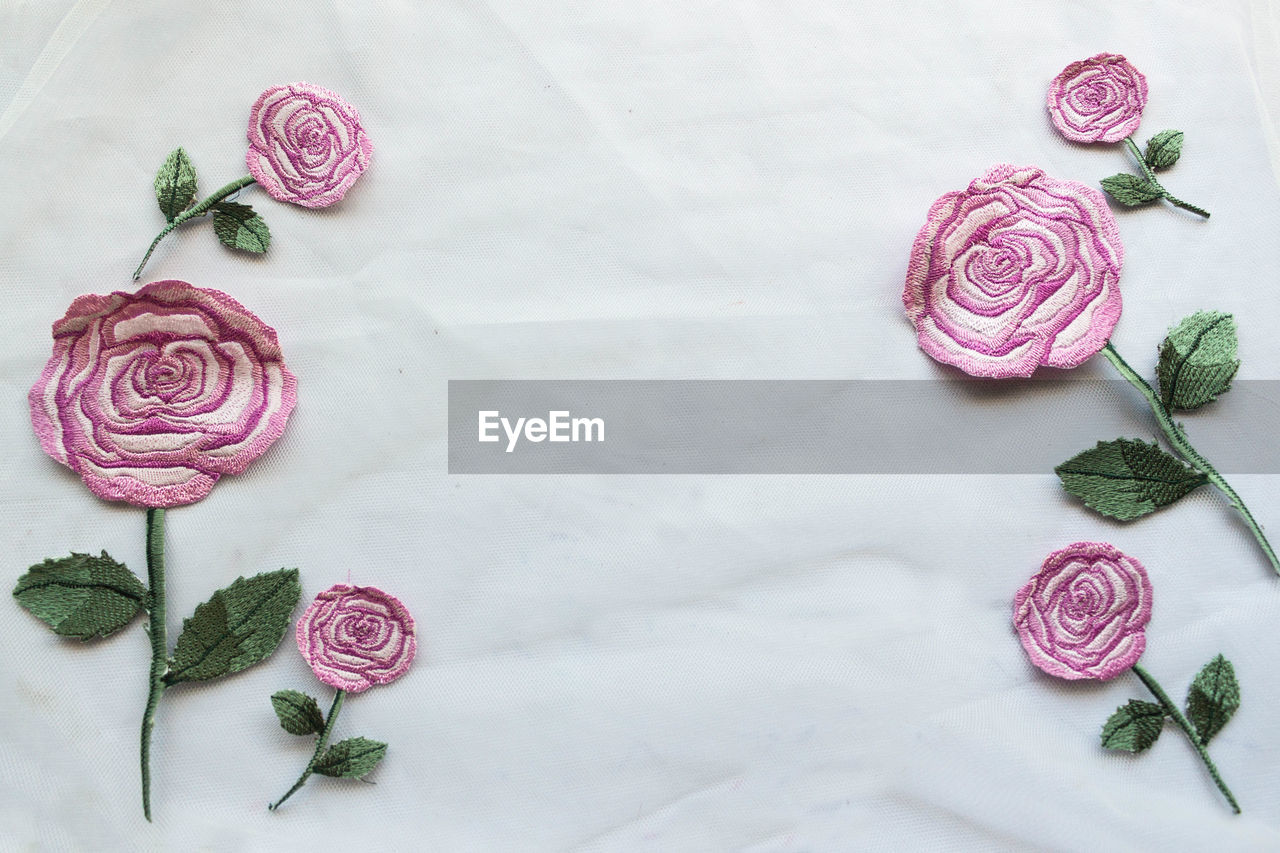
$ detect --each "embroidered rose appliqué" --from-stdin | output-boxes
[1047,53,1209,218]
[903,164,1123,378]
[268,584,416,810]
[297,584,417,693]
[29,280,297,507]
[246,82,374,209]
[134,82,373,280]
[1012,543,1242,812]
[1014,542,1151,681]
[1047,53,1148,144]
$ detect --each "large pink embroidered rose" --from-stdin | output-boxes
[903,165,1123,378]
[246,82,372,208]
[1047,53,1148,144]
[29,281,296,507]
[297,585,416,693]
[1014,542,1152,681]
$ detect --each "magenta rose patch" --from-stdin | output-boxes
[1014,542,1150,681]
[1013,543,1243,813]
[903,161,1277,575]
[1047,53,1147,144]
[134,81,372,280]
[268,584,417,811]
[17,281,303,820]
[1047,53,1209,218]
[297,584,416,693]
[30,280,297,507]
[904,164,1122,378]
[247,83,373,209]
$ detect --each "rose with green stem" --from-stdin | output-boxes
[134,82,372,281]
[269,584,416,811]
[17,282,300,819]
[1015,542,1242,813]
[905,165,1275,575]
[1047,53,1209,218]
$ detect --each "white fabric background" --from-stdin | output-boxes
[3,1,1280,849]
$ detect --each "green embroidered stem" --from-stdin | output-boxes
[133,175,257,280]
[269,690,346,811]
[1100,342,1279,574]
[140,507,167,822]
[1122,137,1210,218]
[1132,663,1240,813]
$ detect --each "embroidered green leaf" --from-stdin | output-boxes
[1157,312,1240,411]
[154,147,198,222]
[1100,173,1164,206]
[271,689,326,736]
[314,737,387,778]
[1144,130,1185,170]
[164,568,301,685]
[1055,438,1208,520]
[212,201,271,253]
[12,552,147,640]
[1100,699,1166,753]
[1186,655,1240,746]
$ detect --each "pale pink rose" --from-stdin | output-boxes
[1014,542,1152,681]
[904,165,1123,378]
[296,585,416,693]
[1047,53,1148,144]
[246,82,372,208]
[30,280,296,507]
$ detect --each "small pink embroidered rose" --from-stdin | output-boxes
[246,82,372,208]
[29,280,297,507]
[296,585,416,693]
[903,164,1123,378]
[1012,545,1241,812]
[1014,542,1152,681]
[1048,53,1148,144]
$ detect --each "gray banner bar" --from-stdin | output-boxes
[448,380,1280,474]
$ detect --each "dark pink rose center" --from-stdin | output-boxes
[126,347,211,407]
[292,114,330,151]
[1063,574,1103,621]
[978,248,1019,282]
[967,242,1026,296]
[1078,81,1114,110]
[146,355,185,389]
[339,613,385,648]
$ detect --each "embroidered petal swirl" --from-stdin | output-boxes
[297,585,416,693]
[1047,53,1148,144]
[246,82,372,208]
[30,281,296,507]
[904,165,1123,378]
[1014,542,1152,681]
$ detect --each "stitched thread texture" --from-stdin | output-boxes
[269,585,412,810]
[1013,543,1242,812]
[903,165,1122,378]
[1048,53,1209,217]
[1014,541,1151,681]
[1047,53,1147,143]
[29,280,297,507]
[296,584,416,693]
[246,82,373,209]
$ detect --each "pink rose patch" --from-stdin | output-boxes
[246,82,372,208]
[904,165,1123,378]
[1014,542,1152,681]
[30,280,296,507]
[1048,53,1148,144]
[297,584,416,693]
